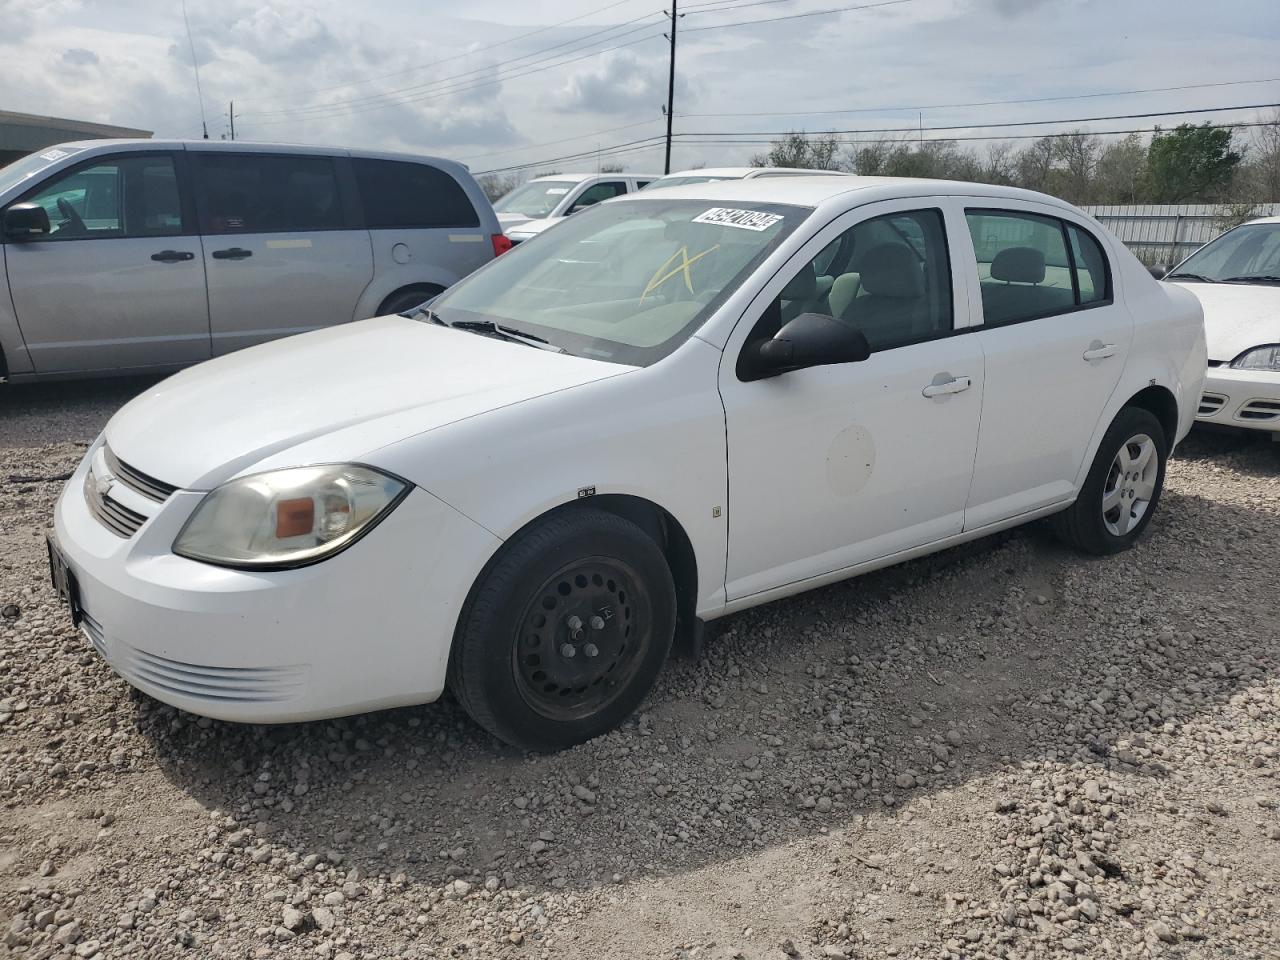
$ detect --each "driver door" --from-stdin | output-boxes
[3,151,210,374]
[718,198,985,602]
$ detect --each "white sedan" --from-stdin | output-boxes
[1164,216,1280,434]
[50,177,1206,751]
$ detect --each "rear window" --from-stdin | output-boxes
[194,153,344,234]
[353,158,479,230]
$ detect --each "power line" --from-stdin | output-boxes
[678,76,1280,119]
[681,0,915,32]
[461,118,662,162]
[242,11,664,121]
[237,0,639,103]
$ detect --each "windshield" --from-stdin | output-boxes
[642,175,737,190]
[1171,222,1280,282]
[432,198,805,366]
[494,180,578,218]
[0,146,83,197]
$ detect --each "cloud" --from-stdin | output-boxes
[61,47,99,67]
[555,51,677,116]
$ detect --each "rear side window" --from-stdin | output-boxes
[966,210,1108,325]
[353,158,479,229]
[194,153,344,234]
[567,181,627,214]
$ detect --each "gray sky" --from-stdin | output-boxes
[1,0,1276,177]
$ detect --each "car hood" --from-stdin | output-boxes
[1170,281,1280,361]
[106,316,628,490]
[507,217,559,239]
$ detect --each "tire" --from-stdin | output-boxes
[378,285,443,316]
[448,507,676,751]
[1050,406,1168,555]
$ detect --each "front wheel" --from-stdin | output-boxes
[1050,406,1168,555]
[448,508,676,751]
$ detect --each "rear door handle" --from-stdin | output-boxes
[922,375,972,398]
[150,250,194,263]
[211,247,253,260]
[1083,341,1117,361]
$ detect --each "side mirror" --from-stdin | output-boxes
[1148,263,1168,280]
[743,312,871,381]
[3,203,51,241]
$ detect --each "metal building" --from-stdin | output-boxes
[0,110,151,167]
[1083,203,1280,266]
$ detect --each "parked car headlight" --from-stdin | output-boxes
[1230,345,1280,372]
[173,464,408,569]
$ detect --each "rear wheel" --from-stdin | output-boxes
[1051,406,1167,555]
[448,508,676,751]
[378,285,443,316]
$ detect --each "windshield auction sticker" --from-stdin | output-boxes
[692,208,784,231]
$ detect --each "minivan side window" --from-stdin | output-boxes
[965,210,1111,325]
[194,153,344,234]
[353,158,479,229]
[19,154,183,240]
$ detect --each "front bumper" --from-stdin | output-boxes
[1196,366,1280,433]
[52,443,501,723]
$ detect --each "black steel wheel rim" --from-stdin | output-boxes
[512,556,651,721]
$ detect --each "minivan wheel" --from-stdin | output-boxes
[448,508,676,751]
[378,285,443,316]
[1050,406,1168,555]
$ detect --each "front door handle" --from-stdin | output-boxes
[211,247,253,260]
[150,250,194,263]
[922,375,972,398]
[1083,340,1117,361]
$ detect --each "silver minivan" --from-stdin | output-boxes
[0,139,505,381]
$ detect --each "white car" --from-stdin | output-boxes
[50,177,1205,751]
[494,172,659,243]
[1164,216,1280,435]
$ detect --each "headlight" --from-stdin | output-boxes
[1230,344,1280,372]
[173,464,408,569]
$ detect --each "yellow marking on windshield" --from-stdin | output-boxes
[640,244,720,303]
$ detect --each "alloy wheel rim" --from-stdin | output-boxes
[512,557,649,721]
[1102,432,1157,537]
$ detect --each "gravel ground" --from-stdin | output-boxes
[1,382,1277,960]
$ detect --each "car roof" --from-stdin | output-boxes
[630,174,1086,212]
[527,172,661,183]
[47,138,469,169]
[657,166,848,179]
[1243,216,1280,225]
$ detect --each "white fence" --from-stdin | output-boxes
[1081,204,1280,266]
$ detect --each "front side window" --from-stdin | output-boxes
[431,199,803,366]
[18,154,182,240]
[568,181,627,214]
[194,153,343,234]
[742,208,953,362]
[966,210,1108,325]
[1170,222,1280,283]
[353,158,478,229]
[493,180,578,219]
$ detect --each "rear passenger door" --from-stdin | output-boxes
[961,204,1133,528]
[191,150,373,355]
[565,181,627,216]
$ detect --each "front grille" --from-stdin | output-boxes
[104,446,177,503]
[84,471,148,538]
[122,646,306,704]
[1238,399,1280,422]
[81,612,107,657]
[1198,393,1228,417]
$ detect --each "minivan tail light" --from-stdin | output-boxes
[491,233,513,256]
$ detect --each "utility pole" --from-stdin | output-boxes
[229,101,236,141]
[664,1,678,174]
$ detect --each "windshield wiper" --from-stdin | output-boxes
[446,319,566,353]
[1219,274,1280,284]
[1165,272,1214,283]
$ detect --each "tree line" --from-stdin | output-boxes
[750,114,1280,207]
